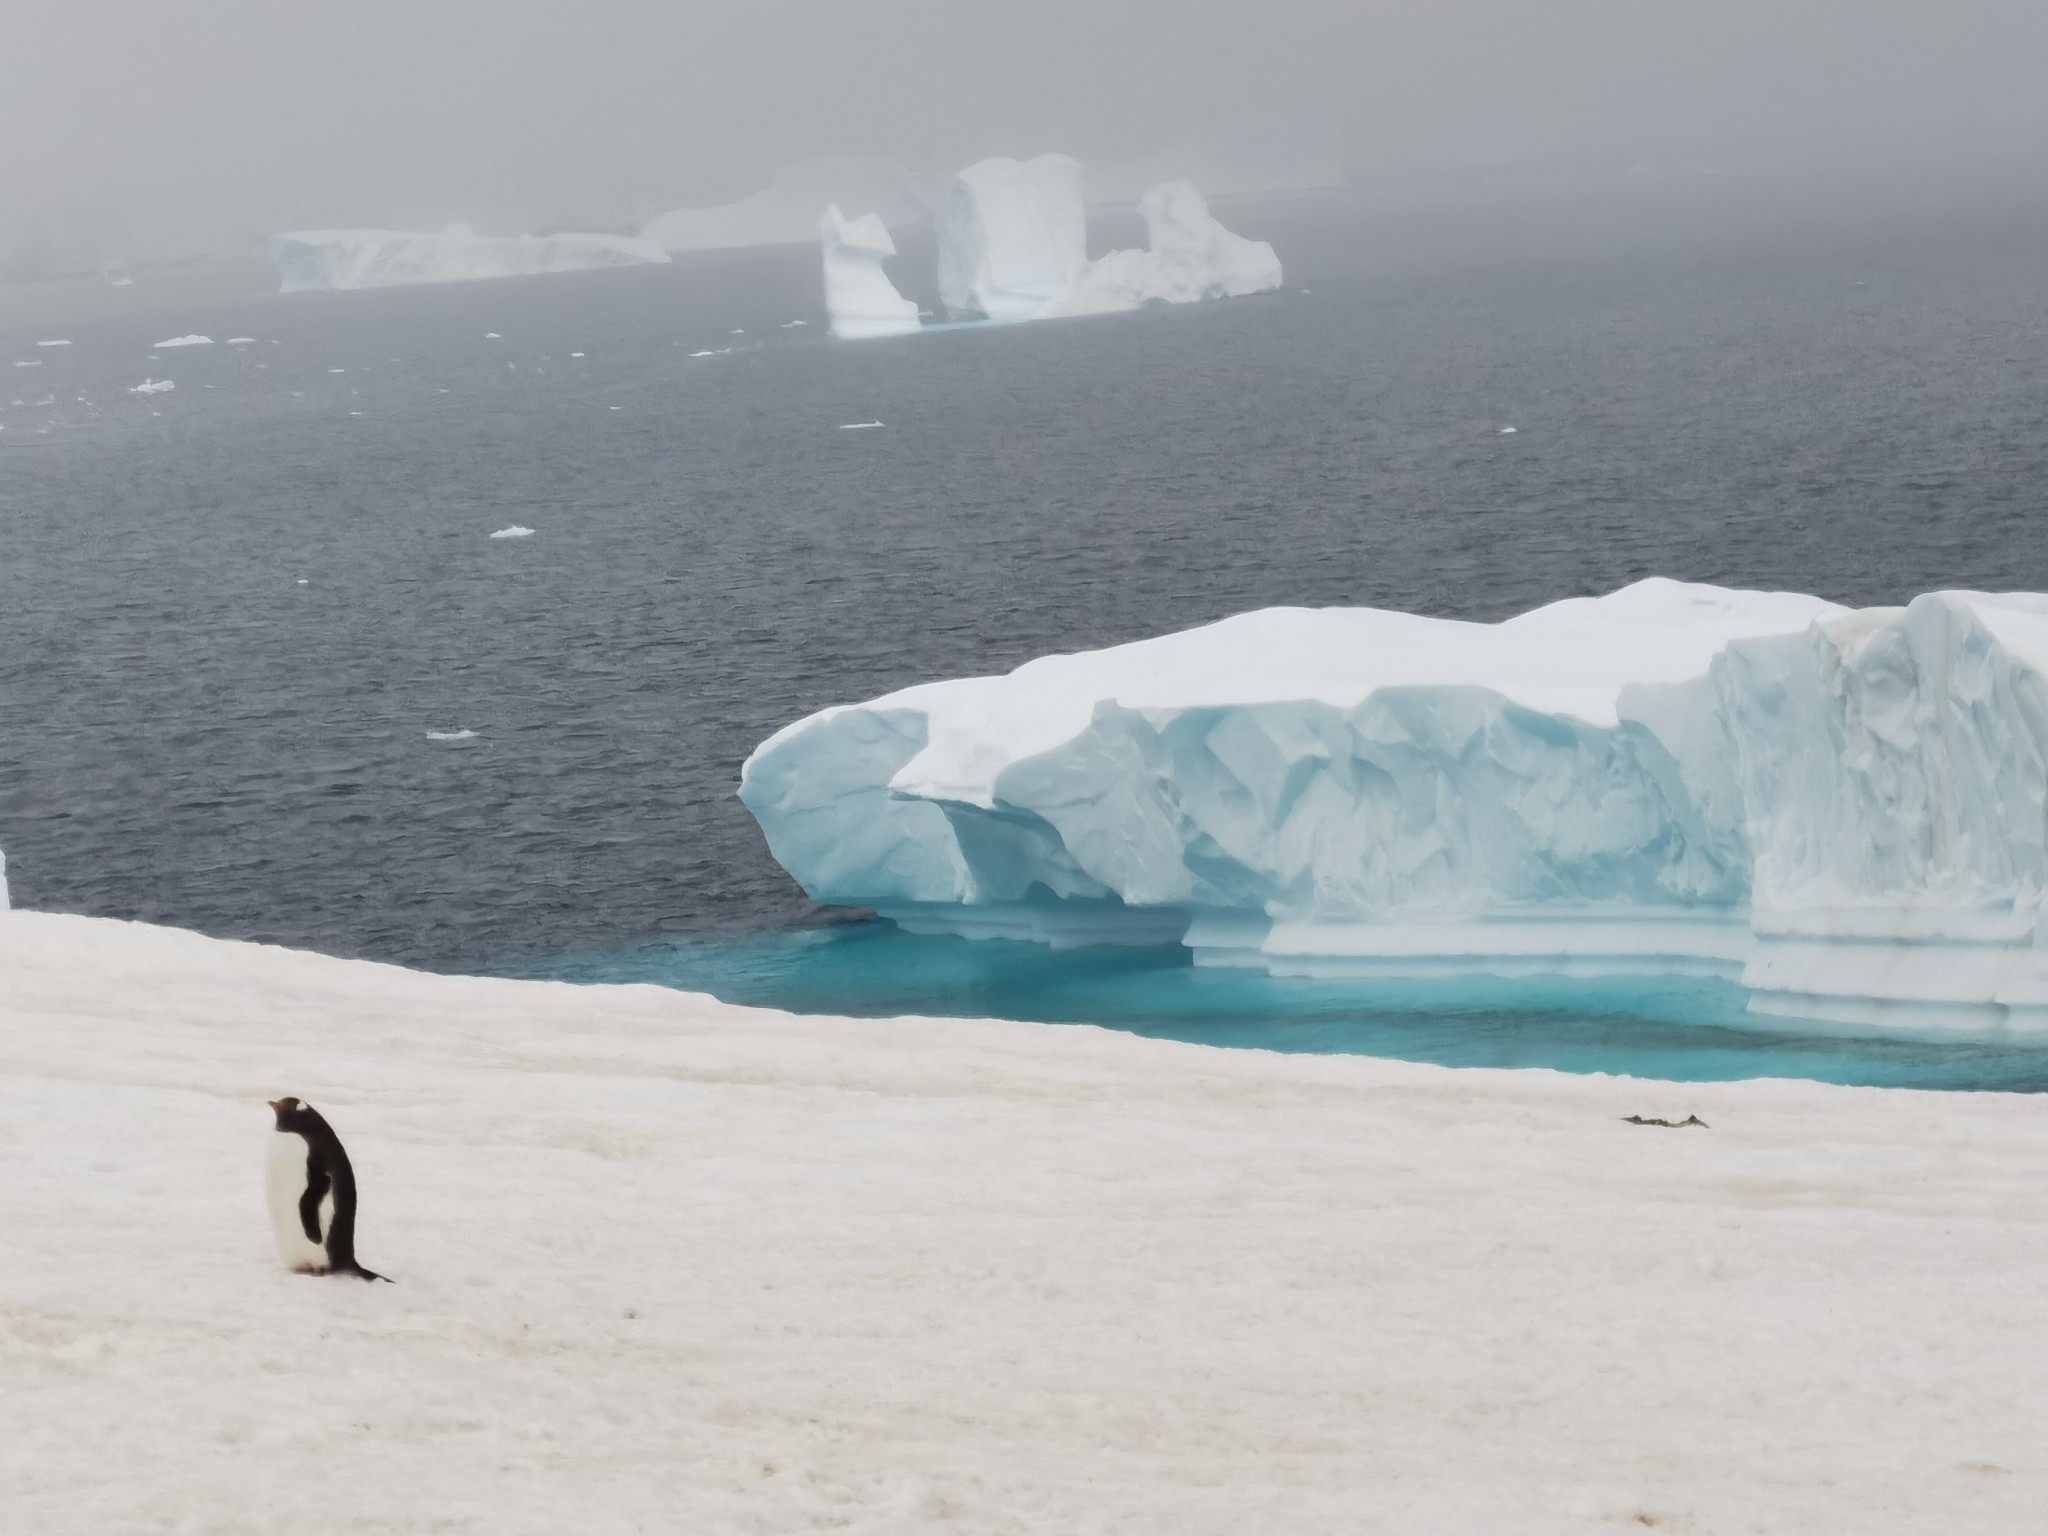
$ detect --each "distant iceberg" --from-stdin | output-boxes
[271,226,669,293]
[643,158,935,254]
[128,378,175,395]
[153,335,214,348]
[743,581,2048,1033]
[818,206,921,341]
[937,155,1088,323]
[1045,181,1282,318]
[932,160,1278,325]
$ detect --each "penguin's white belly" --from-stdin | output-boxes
[267,1131,333,1272]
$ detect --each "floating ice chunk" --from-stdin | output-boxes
[1499,426,1519,435]
[271,229,668,292]
[735,580,2048,1030]
[687,348,731,358]
[14,361,40,368]
[488,526,535,539]
[227,337,256,345]
[937,155,1087,322]
[425,729,478,741]
[569,351,585,358]
[780,319,808,328]
[819,205,922,341]
[837,421,885,430]
[154,335,213,348]
[295,578,309,585]
[328,368,346,374]
[36,339,71,347]
[1044,181,1282,318]
[128,378,174,395]
[484,332,502,340]
[730,328,745,335]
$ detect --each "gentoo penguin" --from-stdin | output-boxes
[266,1097,389,1281]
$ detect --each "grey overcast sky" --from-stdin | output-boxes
[4,1,2045,246]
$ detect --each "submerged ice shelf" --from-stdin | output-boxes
[741,580,2048,1034]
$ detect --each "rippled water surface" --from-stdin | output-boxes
[4,189,2048,993]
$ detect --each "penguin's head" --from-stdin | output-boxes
[268,1097,314,1132]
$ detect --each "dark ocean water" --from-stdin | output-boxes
[5,185,2048,1082]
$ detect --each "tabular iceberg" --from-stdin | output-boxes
[643,158,936,253]
[272,227,669,293]
[937,155,1088,323]
[818,206,921,340]
[1046,180,1282,318]
[740,580,2048,1032]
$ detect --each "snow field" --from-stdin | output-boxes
[3,910,2046,1532]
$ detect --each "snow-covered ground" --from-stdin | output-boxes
[3,911,2045,1531]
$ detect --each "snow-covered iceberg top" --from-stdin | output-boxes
[271,226,669,293]
[1047,180,1281,318]
[819,205,920,341]
[741,580,2048,1032]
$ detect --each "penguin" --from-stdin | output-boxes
[266,1097,389,1281]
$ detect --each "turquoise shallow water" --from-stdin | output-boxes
[503,922,2048,1092]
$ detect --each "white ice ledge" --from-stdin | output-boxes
[741,579,2048,1033]
[271,226,669,292]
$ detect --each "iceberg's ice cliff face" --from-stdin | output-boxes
[1046,180,1282,318]
[936,155,1088,323]
[272,227,669,293]
[819,206,921,341]
[741,581,2048,1031]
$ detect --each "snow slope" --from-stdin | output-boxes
[272,227,670,292]
[936,155,1088,323]
[743,580,2048,1030]
[819,205,921,340]
[3,910,2045,1533]
[1046,180,1283,318]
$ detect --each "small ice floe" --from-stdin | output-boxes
[607,405,623,411]
[14,360,40,368]
[484,332,502,339]
[729,328,745,335]
[425,729,478,741]
[227,337,256,345]
[569,351,585,358]
[109,276,134,287]
[328,368,346,374]
[36,339,71,348]
[687,348,730,358]
[1498,426,1519,435]
[489,525,535,539]
[154,335,213,348]
[347,410,363,416]
[129,378,175,395]
[837,420,885,430]
[295,578,309,585]
[780,319,807,329]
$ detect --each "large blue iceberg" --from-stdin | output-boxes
[741,580,2048,1033]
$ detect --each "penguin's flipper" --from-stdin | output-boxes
[298,1168,331,1243]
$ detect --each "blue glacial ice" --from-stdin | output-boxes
[741,580,2048,1033]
